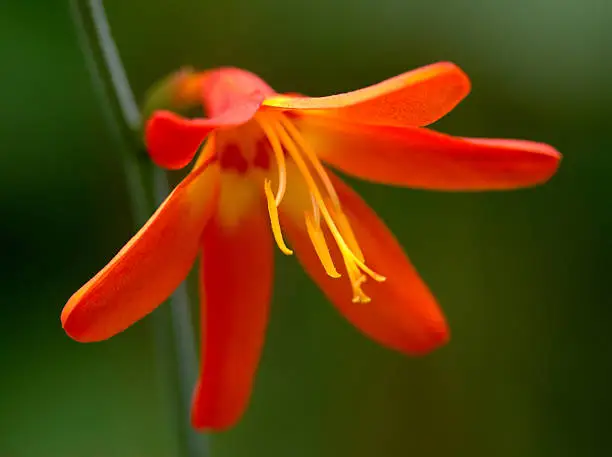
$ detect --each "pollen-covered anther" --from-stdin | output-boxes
[257,111,386,303]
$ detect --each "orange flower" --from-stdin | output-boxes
[61,63,561,430]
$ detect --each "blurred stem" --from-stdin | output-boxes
[69,1,207,456]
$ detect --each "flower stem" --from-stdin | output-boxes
[69,1,207,455]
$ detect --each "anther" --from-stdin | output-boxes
[264,179,293,255]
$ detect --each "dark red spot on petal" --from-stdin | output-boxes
[220,143,248,173]
[253,138,271,170]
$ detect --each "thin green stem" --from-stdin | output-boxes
[69,1,207,455]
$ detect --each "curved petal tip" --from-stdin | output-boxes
[145,111,211,170]
[61,162,220,343]
[61,294,94,342]
[264,61,471,127]
[462,138,562,187]
[404,313,450,356]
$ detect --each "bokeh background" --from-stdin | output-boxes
[2,0,611,456]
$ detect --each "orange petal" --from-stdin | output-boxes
[200,67,276,118]
[282,173,449,355]
[61,161,220,342]
[192,206,273,431]
[145,95,263,170]
[299,118,561,190]
[263,62,470,127]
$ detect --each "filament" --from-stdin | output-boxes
[278,115,340,207]
[275,119,383,279]
[264,179,293,255]
[311,194,321,227]
[305,212,341,278]
[257,111,386,303]
[256,118,287,207]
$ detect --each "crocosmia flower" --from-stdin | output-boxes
[61,62,561,430]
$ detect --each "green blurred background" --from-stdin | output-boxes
[1,0,611,456]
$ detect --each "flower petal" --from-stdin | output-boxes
[282,173,449,355]
[263,62,470,127]
[61,161,220,342]
[192,206,273,431]
[201,67,276,117]
[145,96,263,170]
[300,118,561,190]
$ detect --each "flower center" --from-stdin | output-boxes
[208,111,386,303]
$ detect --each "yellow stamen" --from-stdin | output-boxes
[271,116,386,296]
[256,118,287,207]
[329,205,364,263]
[275,119,381,277]
[264,179,293,255]
[305,212,341,278]
[344,260,370,303]
[311,194,321,226]
[257,111,386,303]
[277,115,340,207]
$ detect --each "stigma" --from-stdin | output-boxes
[213,110,386,303]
